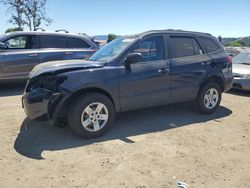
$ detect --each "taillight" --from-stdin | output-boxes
[227,56,232,64]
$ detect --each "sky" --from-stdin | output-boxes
[0,0,249,37]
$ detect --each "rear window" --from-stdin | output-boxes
[41,35,67,48]
[170,36,203,58]
[233,52,250,65]
[68,38,90,48]
[199,37,220,53]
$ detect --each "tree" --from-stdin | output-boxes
[0,0,24,30]
[22,0,52,31]
[218,35,222,43]
[1,0,52,31]
[5,27,23,33]
[226,40,245,47]
[107,34,116,43]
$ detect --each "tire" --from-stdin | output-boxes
[68,93,115,138]
[195,82,222,114]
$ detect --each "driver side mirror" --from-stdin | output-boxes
[125,53,143,67]
[0,42,7,50]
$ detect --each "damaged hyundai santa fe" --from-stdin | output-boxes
[22,30,233,138]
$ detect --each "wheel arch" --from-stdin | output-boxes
[199,75,225,93]
[52,87,118,124]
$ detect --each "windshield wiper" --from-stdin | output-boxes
[241,63,250,65]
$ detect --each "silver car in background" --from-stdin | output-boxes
[232,49,250,91]
[0,31,99,81]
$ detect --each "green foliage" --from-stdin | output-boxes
[226,40,245,47]
[5,27,23,33]
[0,0,52,31]
[107,34,116,43]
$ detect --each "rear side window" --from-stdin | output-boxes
[199,37,220,53]
[132,36,164,62]
[41,35,67,48]
[170,36,203,58]
[68,38,91,48]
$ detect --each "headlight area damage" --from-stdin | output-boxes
[22,60,106,124]
[22,74,69,121]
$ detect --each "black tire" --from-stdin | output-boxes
[195,82,222,114]
[68,93,115,138]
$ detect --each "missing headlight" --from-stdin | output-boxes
[27,74,67,92]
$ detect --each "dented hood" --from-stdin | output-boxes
[29,59,106,79]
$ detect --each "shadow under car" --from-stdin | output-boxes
[14,103,232,160]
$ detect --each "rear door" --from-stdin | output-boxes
[67,37,96,59]
[119,34,170,111]
[168,35,210,100]
[0,34,40,80]
[39,35,73,62]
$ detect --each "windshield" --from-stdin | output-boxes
[233,52,250,65]
[89,37,137,62]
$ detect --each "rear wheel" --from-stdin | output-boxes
[195,82,222,114]
[68,93,115,138]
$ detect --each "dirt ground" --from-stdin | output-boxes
[0,82,249,188]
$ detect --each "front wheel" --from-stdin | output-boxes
[195,82,222,114]
[68,93,115,138]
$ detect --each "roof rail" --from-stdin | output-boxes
[55,29,69,33]
[34,28,45,31]
[142,29,212,36]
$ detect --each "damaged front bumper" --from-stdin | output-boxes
[22,88,63,120]
[22,76,72,121]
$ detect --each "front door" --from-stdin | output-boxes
[119,35,170,111]
[0,35,40,80]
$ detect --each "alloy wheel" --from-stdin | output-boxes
[81,102,109,132]
[204,88,219,109]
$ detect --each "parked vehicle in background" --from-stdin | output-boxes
[232,49,250,91]
[225,47,242,57]
[0,31,99,81]
[22,29,233,138]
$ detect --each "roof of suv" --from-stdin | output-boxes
[128,29,212,38]
[1,31,99,48]
[3,31,91,38]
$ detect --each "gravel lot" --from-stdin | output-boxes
[0,82,249,188]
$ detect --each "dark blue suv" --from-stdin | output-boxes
[22,30,233,138]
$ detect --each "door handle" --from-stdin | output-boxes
[28,53,38,57]
[158,68,169,74]
[65,52,73,55]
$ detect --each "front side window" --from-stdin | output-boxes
[5,36,27,49]
[170,36,203,58]
[41,35,67,48]
[89,37,136,62]
[4,35,38,49]
[131,36,164,62]
[199,37,220,53]
[68,38,91,48]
